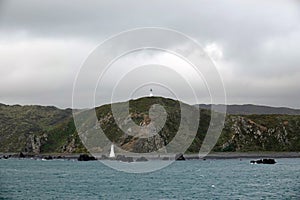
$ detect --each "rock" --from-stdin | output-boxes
[262,158,276,164]
[116,155,124,161]
[25,134,47,154]
[136,157,148,162]
[3,155,10,159]
[19,152,25,158]
[116,155,134,162]
[162,157,169,160]
[43,155,53,160]
[250,158,276,164]
[101,155,108,160]
[62,138,77,153]
[126,157,134,162]
[175,153,185,161]
[78,154,96,161]
[131,134,165,153]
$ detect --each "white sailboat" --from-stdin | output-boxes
[109,144,115,158]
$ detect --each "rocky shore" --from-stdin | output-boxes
[1,152,299,161]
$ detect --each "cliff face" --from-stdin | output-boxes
[215,115,300,152]
[96,97,182,153]
[0,97,299,154]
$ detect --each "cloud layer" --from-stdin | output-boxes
[0,0,300,108]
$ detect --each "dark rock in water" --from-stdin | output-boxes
[116,155,125,161]
[256,159,263,164]
[116,155,133,162]
[262,158,276,164]
[78,154,96,161]
[175,153,186,161]
[136,157,148,162]
[250,158,276,164]
[19,152,25,158]
[43,155,53,160]
[3,155,10,159]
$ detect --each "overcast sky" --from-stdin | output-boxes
[0,0,300,108]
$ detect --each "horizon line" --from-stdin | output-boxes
[1,96,300,111]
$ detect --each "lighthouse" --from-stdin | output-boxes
[149,89,153,97]
[109,144,115,158]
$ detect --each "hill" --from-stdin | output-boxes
[0,97,300,154]
[198,104,300,115]
[0,104,85,153]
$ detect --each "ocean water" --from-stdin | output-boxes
[1,158,299,199]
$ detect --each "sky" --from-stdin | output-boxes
[0,0,300,109]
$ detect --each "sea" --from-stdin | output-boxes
[1,158,299,199]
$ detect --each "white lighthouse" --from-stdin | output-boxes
[109,144,115,158]
[149,89,153,97]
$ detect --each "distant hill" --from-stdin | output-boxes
[0,98,300,154]
[197,104,300,115]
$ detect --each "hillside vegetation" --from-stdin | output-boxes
[0,97,299,154]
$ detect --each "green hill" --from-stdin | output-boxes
[0,104,85,153]
[0,97,299,154]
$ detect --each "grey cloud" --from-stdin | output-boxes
[0,0,299,108]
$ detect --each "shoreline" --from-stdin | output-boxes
[1,152,300,160]
[187,152,300,159]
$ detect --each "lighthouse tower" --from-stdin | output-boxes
[149,89,153,97]
[109,144,115,158]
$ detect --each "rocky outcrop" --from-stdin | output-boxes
[62,137,76,153]
[132,134,165,153]
[215,115,300,152]
[250,158,276,164]
[136,157,148,162]
[19,152,25,158]
[77,154,96,161]
[175,153,186,161]
[118,113,166,153]
[25,134,48,154]
[43,155,53,160]
[116,155,133,162]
